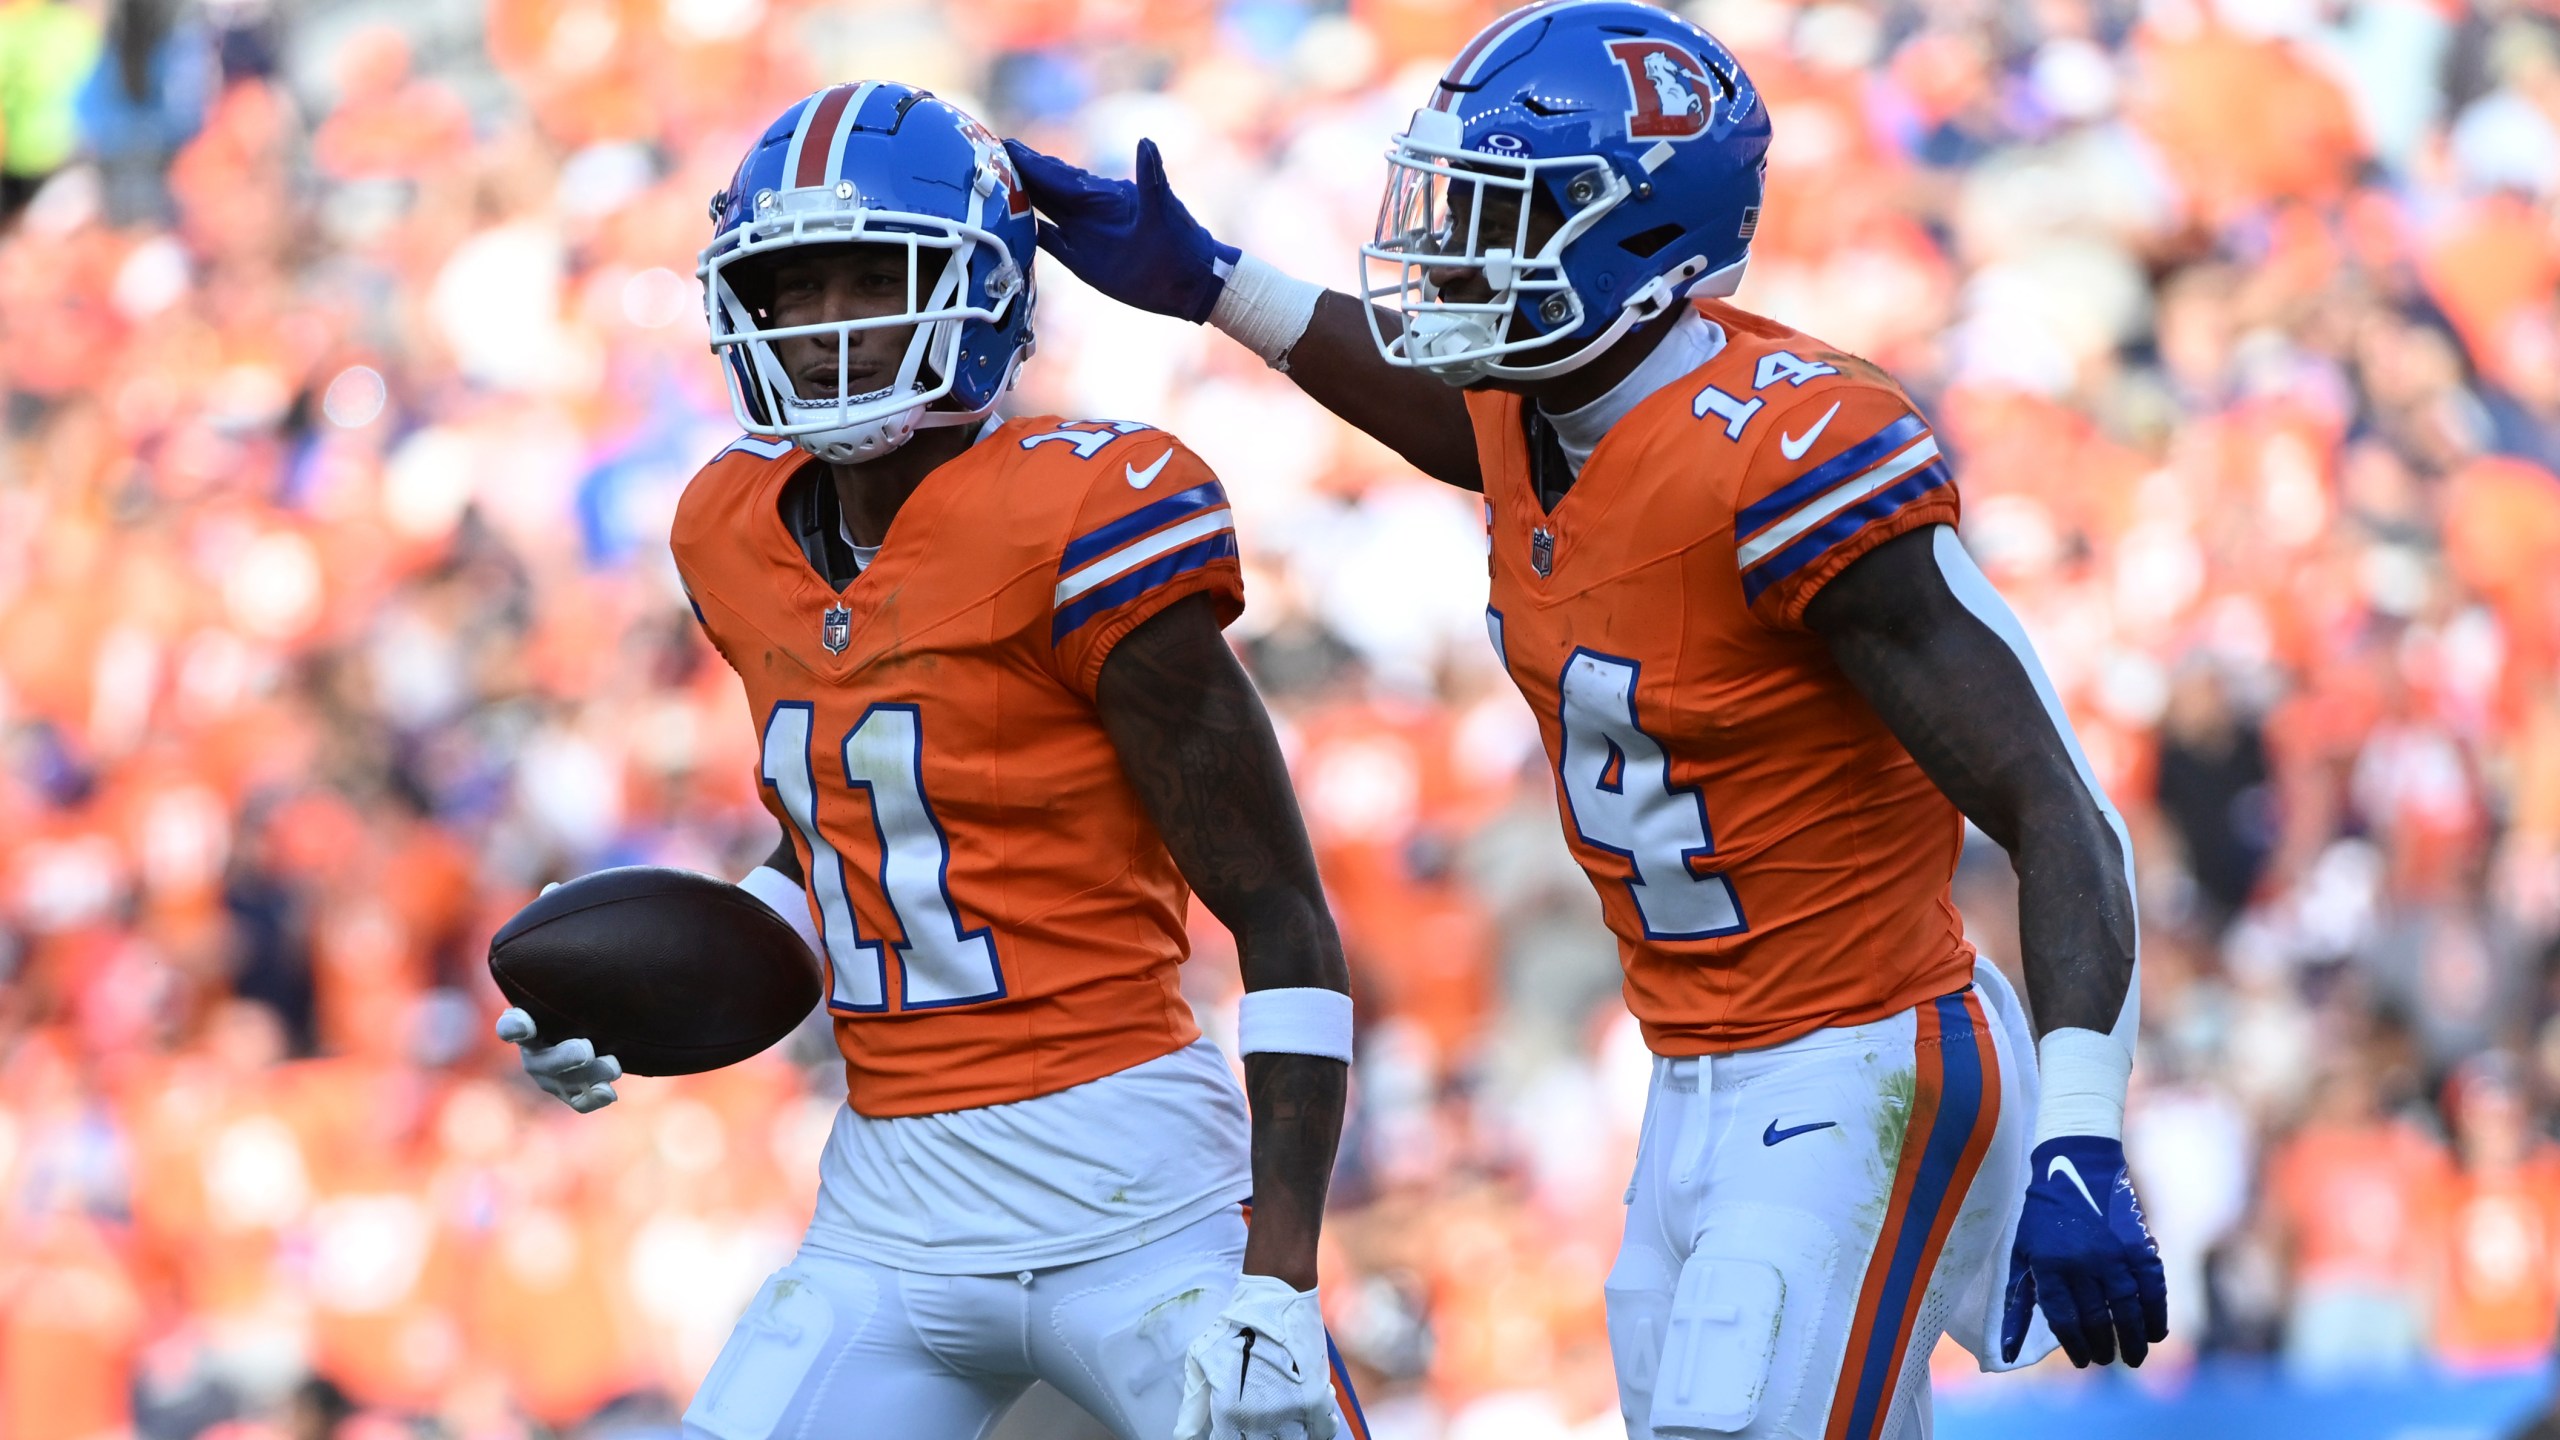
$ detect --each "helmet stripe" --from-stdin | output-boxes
[779,87,835,189]
[817,80,881,190]
[789,84,860,188]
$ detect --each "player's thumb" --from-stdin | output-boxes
[1998,1262,2034,1362]
[1171,1362,1213,1440]
[495,1007,537,1045]
[1135,137,1187,219]
[2135,1246,2171,1342]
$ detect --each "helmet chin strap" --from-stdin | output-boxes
[1415,253,1724,388]
[783,317,1012,464]
[787,397,928,463]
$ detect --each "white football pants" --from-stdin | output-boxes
[1606,962,2042,1440]
[681,1206,1369,1440]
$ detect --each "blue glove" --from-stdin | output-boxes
[2000,1136,2169,1367]
[1004,137,1239,324]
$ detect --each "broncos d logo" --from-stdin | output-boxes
[1607,38,1716,141]
[1644,51,1704,122]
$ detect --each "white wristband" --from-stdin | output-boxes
[2034,1027,2133,1143]
[737,865,822,957]
[1208,253,1324,371]
[1237,987,1353,1062]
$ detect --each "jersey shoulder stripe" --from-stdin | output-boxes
[1060,479,1226,573]
[1739,442,1949,603]
[1735,413,1927,536]
[1053,531,1239,643]
[1052,480,1238,643]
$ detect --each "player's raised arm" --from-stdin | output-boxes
[1005,138,1482,490]
[1803,524,2168,1369]
[1094,590,1351,1440]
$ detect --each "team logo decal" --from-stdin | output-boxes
[1607,38,1718,140]
[822,604,853,654]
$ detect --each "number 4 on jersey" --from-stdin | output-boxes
[762,702,1004,1013]
[1557,651,1746,940]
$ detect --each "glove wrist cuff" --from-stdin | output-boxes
[1209,252,1324,369]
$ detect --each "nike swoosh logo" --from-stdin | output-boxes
[1125,450,1173,489]
[2049,1155,2105,1215]
[1778,401,1842,462]
[1762,1119,1837,1146]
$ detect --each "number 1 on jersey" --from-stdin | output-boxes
[761,702,1005,1013]
[1556,651,1746,940]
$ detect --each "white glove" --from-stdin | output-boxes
[495,1007,620,1113]
[1175,1274,1337,1440]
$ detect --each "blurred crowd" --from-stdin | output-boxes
[4,0,2560,1435]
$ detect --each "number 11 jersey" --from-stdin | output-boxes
[1471,300,1976,1057]
[670,418,1245,1118]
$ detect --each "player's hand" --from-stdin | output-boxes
[1174,1274,1337,1440]
[2001,1136,2169,1367]
[495,1007,620,1113]
[1004,137,1238,325]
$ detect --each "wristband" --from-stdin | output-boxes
[737,865,822,957]
[2034,1027,2133,1143]
[1208,253,1324,371]
[1237,986,1353,1062]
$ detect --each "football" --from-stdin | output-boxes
[487,866,824,1076]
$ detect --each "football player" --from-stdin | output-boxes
[1005,2,2168,1436]
[498,83,1366,1440]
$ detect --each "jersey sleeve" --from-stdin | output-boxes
[1044,436,1246,700]
[1732,382,1958,629]
[666,452,758,676]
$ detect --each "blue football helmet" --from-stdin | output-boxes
[1361,0,1770,385]
[699,82,1037,462]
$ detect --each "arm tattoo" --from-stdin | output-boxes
[1806,527,2137,1037]
[1096,596,1348,993]
[1099,594,1349,1287]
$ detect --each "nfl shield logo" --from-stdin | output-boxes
[821,605,852,654]
[1530,527,1556,578]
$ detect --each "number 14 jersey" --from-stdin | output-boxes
[1470,300,1975,1056]
[670,418,1245,1118]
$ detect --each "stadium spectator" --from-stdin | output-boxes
[4,0,2560,1432]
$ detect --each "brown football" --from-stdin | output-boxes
[488,866,822,1076]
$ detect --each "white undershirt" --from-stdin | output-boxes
[806,1037,1253,1273]
[1540,309,1728,476]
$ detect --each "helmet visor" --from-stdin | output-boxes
[699,192,1024,440]
[1359,110,1627,379]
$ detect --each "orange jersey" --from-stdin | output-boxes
[670,418,1245,1117]
[1470,300,1973,1055]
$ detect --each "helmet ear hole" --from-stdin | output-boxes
[1619,223,1685,258]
